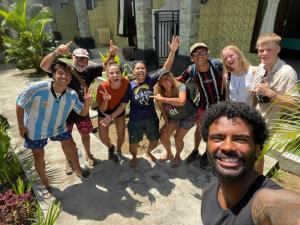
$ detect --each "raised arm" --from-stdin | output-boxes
[103,39,119,69]
[252,188,300,225]
[162,36,181,72]
[40,41,72,73]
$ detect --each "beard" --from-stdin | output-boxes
[75,64,86,73]
[208,150,256,181]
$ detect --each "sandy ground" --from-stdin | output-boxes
[272,170,300,193]
[92,116,300,193]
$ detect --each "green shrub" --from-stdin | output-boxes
[0,120,22,184]
[0,0,53,71]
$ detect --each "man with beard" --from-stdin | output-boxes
[40,40,118,173]
[200,101,300,225]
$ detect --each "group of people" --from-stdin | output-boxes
[16,31,300,224]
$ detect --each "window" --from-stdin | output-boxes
[86,0,95,10]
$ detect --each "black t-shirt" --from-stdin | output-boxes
[201,175,281,225]
[67,64,103,123]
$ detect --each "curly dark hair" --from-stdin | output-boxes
[200,101,268,146]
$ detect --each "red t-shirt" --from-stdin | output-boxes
[96,77,129,110]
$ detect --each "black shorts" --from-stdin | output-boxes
[98,102,125,118]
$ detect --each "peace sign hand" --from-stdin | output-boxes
[83,88,92,106]
[100,87,111,102]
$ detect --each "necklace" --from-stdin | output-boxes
[231,75,243,95]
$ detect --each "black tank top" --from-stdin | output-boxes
[201,175,281,225]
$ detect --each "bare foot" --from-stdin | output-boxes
[146,151,157,162]
[159,152,174,162]
[129,157,138,168]
[171,156,181,168]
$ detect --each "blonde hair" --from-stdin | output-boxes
[154,72,180,97]
[220,45,250,73]
[256,32,281,47]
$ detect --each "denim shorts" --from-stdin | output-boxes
[24,131,72,150]
[127,117,159,144]
[168,113,196,129]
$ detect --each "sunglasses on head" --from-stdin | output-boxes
[191,51,208,57]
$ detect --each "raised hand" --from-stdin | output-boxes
[168,35,181,53]
[99,87,111,102]
[83,88,92,106]
[109,39,119,57]
[55,40,73,56]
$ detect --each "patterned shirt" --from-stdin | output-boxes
[16,81,83,140]
[180,59,224,110]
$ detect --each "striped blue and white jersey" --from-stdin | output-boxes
[16,81,83,140]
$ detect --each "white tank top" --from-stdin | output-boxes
[229,66,253,105]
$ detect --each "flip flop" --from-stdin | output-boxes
[42,186,53,199]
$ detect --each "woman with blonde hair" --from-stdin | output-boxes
[220,45,256,105]
[152,72,196,167]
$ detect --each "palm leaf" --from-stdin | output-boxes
[262,84,300,157]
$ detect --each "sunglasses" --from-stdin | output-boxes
[191,51,208,57]
[75,56,88,62]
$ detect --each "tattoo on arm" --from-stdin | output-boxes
[252,189,300,225]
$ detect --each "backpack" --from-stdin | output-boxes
[185,58,223,107]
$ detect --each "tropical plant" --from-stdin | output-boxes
[99,51,121,65]
[262,84,300,157]
[0,118,21,184]
[34,200,61,225]
[11,176,32,196]
[99,51,134,79]
[0,0,53,71]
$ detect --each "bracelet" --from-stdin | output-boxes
[52,51,58,58]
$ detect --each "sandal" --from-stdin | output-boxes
[42,186,53,199]
[85,154,98,166]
